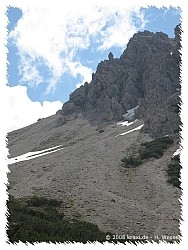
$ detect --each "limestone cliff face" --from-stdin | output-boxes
[60,25,181,137]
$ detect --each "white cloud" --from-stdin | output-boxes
[66,60,93,88]
[8,2,147,91]
[5,85,63,132]
[98,7,146,50]
[18,54,44,86]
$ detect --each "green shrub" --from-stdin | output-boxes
[140,149,162,159]
[173,154,180,162]
[47,198,62,207]
[166,155,181,188]
[142,137,173,148]
[7,195,111,243]
[173,129,178,134]
[121,156,142,167]
[27,195,49,207]
[27,195,62,208]
[140,136,174,160]
[121,136,174,166]
[6,195,160,244]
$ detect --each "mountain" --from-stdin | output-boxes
[7,25,182,243]
[59,24,181,137]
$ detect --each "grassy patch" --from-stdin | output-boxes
[166,154,181,188]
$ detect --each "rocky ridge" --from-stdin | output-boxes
[60,25,181,137]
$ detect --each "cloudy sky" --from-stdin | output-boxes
[4,1,181,131]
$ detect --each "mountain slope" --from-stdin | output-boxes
[7,25,182,242]
[7,115,181,239]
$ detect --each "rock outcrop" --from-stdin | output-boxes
[60,25,181,137]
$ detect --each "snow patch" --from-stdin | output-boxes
[170,52,173,56]
[117,119,138,127]
[116,124,144,137]
[173,148,181,157]
[122,105,139,120]
[7,145,63,165]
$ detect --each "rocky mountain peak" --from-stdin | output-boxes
[7,25,182,242]
[60,25,181,137]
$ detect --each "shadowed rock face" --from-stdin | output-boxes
[60,25,181,137]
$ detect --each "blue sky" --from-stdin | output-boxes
[6,4,181,131]
[7,6,180,103]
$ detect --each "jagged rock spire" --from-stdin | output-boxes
[108,52,114,61]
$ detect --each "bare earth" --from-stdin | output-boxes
[7,114,181,239]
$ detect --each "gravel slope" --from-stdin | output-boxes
[7,114,181,240]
